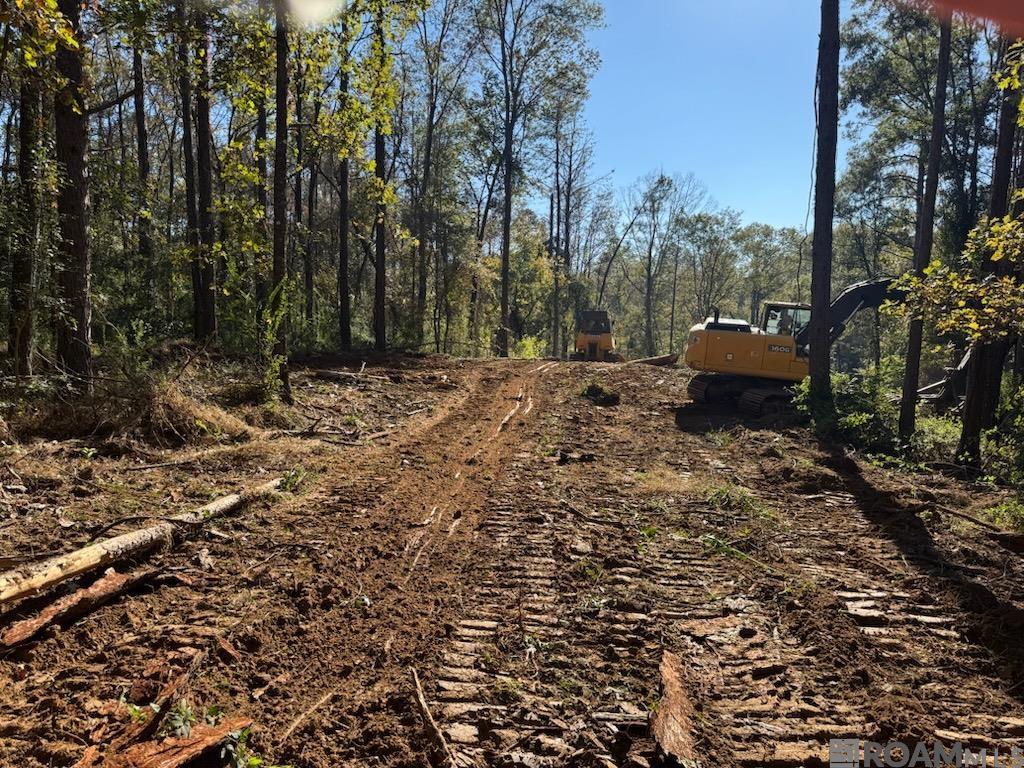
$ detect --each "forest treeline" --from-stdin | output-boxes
[1,0,1023,476]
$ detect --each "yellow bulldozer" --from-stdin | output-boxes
[684,278,969,415]
[569,310,623,362]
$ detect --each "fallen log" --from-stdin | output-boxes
[313,369,389,383]
[2,567,158,646]
[0,478,282,609]
[103,716,251,768]
[650,651,699,766]
[628,353,680,367]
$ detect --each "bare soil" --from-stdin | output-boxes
[2,357,1023,767]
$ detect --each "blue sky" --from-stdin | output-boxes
[585,0,852,229]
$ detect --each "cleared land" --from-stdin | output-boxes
[1,358,1023,767]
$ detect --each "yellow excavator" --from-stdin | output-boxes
[684,278,968,415]
[570,310,623,362]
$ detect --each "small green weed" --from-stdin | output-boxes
[222,726,294,768]
[281,467,307,492]
[492,677,522,704]
[162,699,196,739]
[704,483,773,520]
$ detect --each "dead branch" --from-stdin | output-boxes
[278,688,338,747]
[410,667,457,768]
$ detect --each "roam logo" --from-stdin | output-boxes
[830,739,1024,768]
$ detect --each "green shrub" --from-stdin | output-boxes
[983,387,1024,485]
[511,335,547,360]
[983,500,1024,531]
[796,367,900,454]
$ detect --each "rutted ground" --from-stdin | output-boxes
[2,357,1024,767]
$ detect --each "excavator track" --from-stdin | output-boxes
[687,373,735,403]
[738,387,794,416]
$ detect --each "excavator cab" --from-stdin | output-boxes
[763,303,811,340]
[570,310,623,362]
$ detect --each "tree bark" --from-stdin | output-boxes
[499,117,514,357]
[273,0,292,402]
[415,99,437,348]
[132,46,155,304]
[194,12,217,341]
[304,103,319,326]
[10,77,39,376]
[374,122,387,351]
[255,0,270,354]
[338,158,352,349]
[54,0,93,385]
[176,0,201,339]
[807,0,841,428]
[899,17,951,443]
[550,192,559,356]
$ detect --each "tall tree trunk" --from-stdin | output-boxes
[337,24,352,351]
[304,88,321,328]
[305,156,317,325]
[177,0,201,339]
[372,11,388,352]
[273,0,292,402]
[899,17,951,442]
[132,46,154,305]
[807,0,840,427]
[498,118,514,357]
[563,140,573,359]
[644,257,655,358]
[54,0,92,385]
[415,100,437,348]
[194,12,217,341]
[10,78,39,376]
[959,39,1020,464]
[669,247,679,353]
[338,157,352,349]
[550,192,559,356]
[373,126,387,351]
[255,0,270,354]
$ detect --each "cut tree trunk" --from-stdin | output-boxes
[0,479,281,609]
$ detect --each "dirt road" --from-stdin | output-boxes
[2,358,1024,767]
